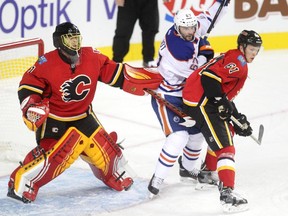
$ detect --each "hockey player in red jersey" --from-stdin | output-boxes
[7,22,162,203]
[182,30,263,212]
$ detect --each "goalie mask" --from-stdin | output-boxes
[174,9,198,41]
[53,22,82,64]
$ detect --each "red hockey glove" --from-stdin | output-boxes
[214,95,234,120]
[233,114,253,137]
[21,95,49,131]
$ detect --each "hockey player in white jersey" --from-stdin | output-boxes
[148,0,230,197]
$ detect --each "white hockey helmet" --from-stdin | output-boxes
[174,9,197,34]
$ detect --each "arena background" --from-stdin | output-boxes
[1,0,287,60]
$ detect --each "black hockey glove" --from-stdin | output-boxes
[233,114,253,137]
[214,95,234,120]
[216,0,230,6]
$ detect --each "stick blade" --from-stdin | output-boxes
[258,124,264,145]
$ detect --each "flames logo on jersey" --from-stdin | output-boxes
[60,75,91,102]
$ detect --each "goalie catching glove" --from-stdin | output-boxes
[233,114,253,137]
[21,95,49,131]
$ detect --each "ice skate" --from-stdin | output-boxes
[148,174,164,199]
[178,156,198,183]
[195,168,219,190]
[219,183,249,213]
[7,180,37,203]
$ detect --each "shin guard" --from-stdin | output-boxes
[205,147,218,171]
[215,146,236,188]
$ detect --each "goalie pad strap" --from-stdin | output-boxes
[122,63,163,95]
[13,127,87,201]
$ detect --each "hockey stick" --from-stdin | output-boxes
[203,0,227,39]
[146,88,264,145]
[144,88,186,118]
[230,116,264,145]
[144,88,195,127]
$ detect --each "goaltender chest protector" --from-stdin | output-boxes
[21,48,118,118]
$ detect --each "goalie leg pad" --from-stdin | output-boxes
[81,127,133,191]
[8,127,88,203]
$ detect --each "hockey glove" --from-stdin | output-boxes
[233,114,253,137]
[179,116,196,127]
[216,0,230,6]
[198,38,214,65]
[21,96,50,131]
[214,95,234,120]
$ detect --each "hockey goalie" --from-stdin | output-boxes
[7,22,163,203]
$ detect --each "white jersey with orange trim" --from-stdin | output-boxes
[155,2,226,97]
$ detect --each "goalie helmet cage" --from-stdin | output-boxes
[0,38,44,162]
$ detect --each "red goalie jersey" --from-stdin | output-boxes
[183,49,248,106]
[19,47,125,120]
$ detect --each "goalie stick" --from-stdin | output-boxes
[230,116,264,145]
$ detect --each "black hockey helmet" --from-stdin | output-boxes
[53,22,82,63]
[237,30,262,49]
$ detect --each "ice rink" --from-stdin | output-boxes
[0,49,288,215]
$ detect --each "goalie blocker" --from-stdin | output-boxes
[122,63,163,96]
[7,126,133,203]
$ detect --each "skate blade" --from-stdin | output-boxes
[148,191,158,200]
[222,203,249,213]
[195,182,218,190]
[180,177,198,184]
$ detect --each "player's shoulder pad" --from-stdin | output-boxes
[166,28,198,61]
[225,49,246,65]
[80,46,101,54]
[36,50,58,66]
